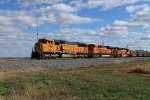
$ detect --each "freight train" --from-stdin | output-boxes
[31,38,150,59]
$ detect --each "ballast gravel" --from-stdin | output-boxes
[0,57,150,72]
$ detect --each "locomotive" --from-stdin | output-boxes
[31,38,150,59]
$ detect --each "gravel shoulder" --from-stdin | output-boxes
[0,57,150,72]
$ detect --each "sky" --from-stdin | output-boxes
[0,0,150,57]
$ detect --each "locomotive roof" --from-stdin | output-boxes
[88,44,95,45]
[117,48,122,50]
[54,40,88,46]
[77,43,88,47]
[54,40,77,45]
[122,48,129,50]
[105,46,115,49]
[41,38,54,41]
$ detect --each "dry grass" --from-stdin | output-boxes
[129,65,150,74]
[0,72,19,80]
[113,61,150,77]
[0,67,46,80]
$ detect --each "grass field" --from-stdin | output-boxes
[0,60,150,100]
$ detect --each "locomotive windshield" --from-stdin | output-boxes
[38,39,47,44]
[38,39,53,44]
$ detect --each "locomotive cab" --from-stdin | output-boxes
[35,38,55,52]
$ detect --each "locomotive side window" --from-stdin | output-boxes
[48,41,53,44]
[55,42,60,45]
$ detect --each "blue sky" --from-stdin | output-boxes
[0,0,150,57]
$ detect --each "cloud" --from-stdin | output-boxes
[46,27,131,46]
[118,33,150,51]
[38,3,100,25]
[41,3,77,13]
[16,0,61,7]
[132,6,150,28]
[38,13,99,25]
[0,25,35,57]
[0,10,38,28]
[45,28,114,46]
[0,39,35,57]
[0,3,100,27]
[111,4,150,30]
[56,13,99,25]
[99,25,129,38]
[83,0,150,10]
[126,4,148,12]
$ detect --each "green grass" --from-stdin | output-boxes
[0,83,10,96]
[0,60,150,100]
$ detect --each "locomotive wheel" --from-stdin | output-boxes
[113,54,118,58]
[58,53,63,58]
[73,57,77,59]
[99,54,102,57]
[110,55,114,58]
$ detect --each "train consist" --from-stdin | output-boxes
[31,38,150,59]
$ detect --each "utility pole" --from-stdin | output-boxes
[140,47,141,50]
[36,25,39,41]
[102,40,105,47]
[127,44,129,49]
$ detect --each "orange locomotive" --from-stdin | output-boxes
[31,38,88,59]
[31,38,149,59]
[88,45,131,57]
[31,38,61,59]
